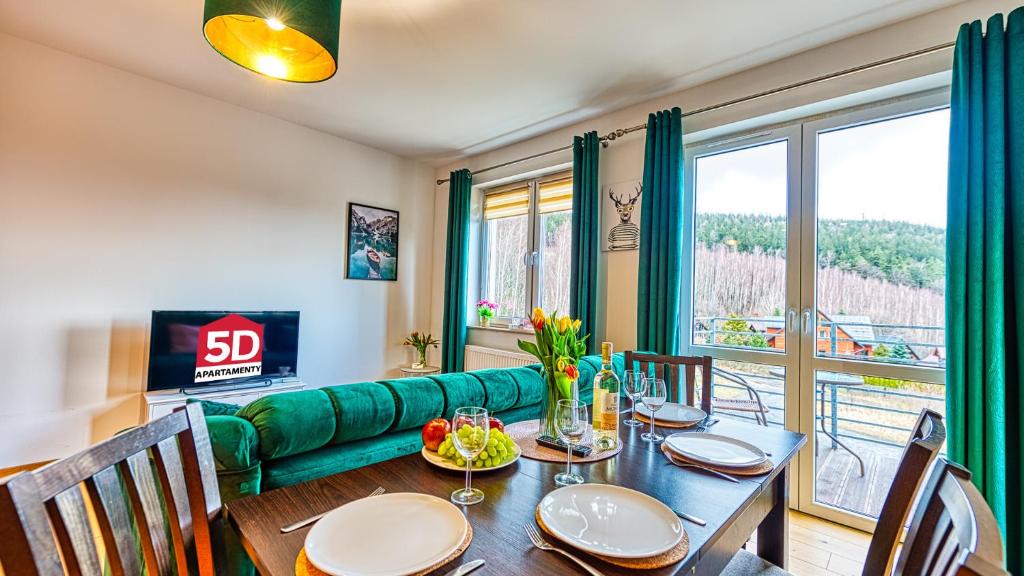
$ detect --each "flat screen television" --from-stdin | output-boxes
[147,310,299,392]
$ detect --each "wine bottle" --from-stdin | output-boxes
[592,342,620,450]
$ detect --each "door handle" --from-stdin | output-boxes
[802,309,813,336]
[787,308,797,333]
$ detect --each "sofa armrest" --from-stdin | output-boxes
[205,415,262,501]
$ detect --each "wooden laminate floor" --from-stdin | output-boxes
[749,510,872,576]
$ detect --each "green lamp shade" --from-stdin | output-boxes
[203,0,341,83]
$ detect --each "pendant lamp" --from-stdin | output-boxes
[203,0,341,83]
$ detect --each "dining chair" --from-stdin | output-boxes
[893,458,1007,575]
[625,351,712,414]
[710,367,771,426]
[721,408,946,576]
[0,403,222,576]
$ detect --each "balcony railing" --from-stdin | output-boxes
[710,368,945,452]
[693,315,945,368]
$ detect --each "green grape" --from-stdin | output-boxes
[487,437,498,447]
[486,446,497,458]
[473,460,482,469]
[497,444,508,457]
[456,457,465,467]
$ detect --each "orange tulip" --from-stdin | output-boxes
[565,364,579,381]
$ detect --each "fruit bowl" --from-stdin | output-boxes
[421,444,521,472]
[421,426,521,472]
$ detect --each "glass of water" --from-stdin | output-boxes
[622,370,648,427]
[554,399,588,486]
[641,378,667,443]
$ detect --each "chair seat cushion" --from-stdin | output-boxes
[721,550,791,576]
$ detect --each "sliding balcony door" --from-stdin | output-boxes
[682,92,950,531]
[797,96,949,530]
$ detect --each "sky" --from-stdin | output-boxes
[694,108,950,228]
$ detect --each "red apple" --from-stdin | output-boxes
[488,417,505,434]
[421,418,451,452]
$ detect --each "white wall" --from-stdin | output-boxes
[429,0,1018,355]
[0,33,435,468]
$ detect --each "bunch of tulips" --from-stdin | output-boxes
[518,308,588,401]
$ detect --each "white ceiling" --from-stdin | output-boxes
[0,0,963,160]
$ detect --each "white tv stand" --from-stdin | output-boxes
[143,378,306,421]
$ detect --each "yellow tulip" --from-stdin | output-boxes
[572,319,581,332]
[557,316,571,334]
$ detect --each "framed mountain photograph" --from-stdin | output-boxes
[346,203,399,281]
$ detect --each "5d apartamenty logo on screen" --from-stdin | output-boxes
[194,314,264,383]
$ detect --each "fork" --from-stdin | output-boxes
[281,486,385,533]
[524,524,606,576]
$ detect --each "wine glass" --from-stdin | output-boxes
[641,378,667,443]
[622,370,648,427]
[554,399,588,486]
[450,407,490,505]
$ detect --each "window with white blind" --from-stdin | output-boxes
[481,173,573,322]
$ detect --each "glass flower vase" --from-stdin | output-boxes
[538,367,578,438]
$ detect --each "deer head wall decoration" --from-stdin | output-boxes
[609,185,642,224]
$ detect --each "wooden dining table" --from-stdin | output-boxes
[226,414,807,576]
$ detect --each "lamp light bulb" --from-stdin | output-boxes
[255,54,287,78]
[265,18,286,31]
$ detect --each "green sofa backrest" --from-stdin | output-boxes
[215,353,622,464]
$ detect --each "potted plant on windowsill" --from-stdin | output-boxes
[477,299,498,327]
[403,331,439,369]
[518,308,589,438]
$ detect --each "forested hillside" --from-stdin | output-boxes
[696,214,945,291]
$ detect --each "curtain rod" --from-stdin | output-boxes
[436,40,955,186]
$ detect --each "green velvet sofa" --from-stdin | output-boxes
[198,353,627,504]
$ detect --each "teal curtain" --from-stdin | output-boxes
[637,108,684,355]
[442,169,472,373]
[571,131,600,353]
[946,9,1023,572]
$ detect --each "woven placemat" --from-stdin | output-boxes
[534,507,689,570]
[660,443,774,476]
[635,413,700,429]
[505,419,622,463]
[295,523,473,576]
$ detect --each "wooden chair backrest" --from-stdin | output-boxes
[862,408,946,576]
[0,403,221,576]
[894,459,1007,576]
[624,351,712,414]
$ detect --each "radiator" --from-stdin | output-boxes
[463,345,534,371]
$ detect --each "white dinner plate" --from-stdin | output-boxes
[642,402,707,425]
[538,484,684,559]
[664,432,767,468]
[420,444,521,471]
[305,492,467,576]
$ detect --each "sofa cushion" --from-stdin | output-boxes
[379,377,444,431]
[262,429,424,491]
[494,403,544,426]
[205,415,260,472]
[237,390,336,460]
[507,367,544,408]
[469,369,519,413]
[428,373,486,419]
[322,382,396,445]
[189,398,242,417]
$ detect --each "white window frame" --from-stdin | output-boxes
[479,171,573,325]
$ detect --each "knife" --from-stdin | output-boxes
[443,558,485,576]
